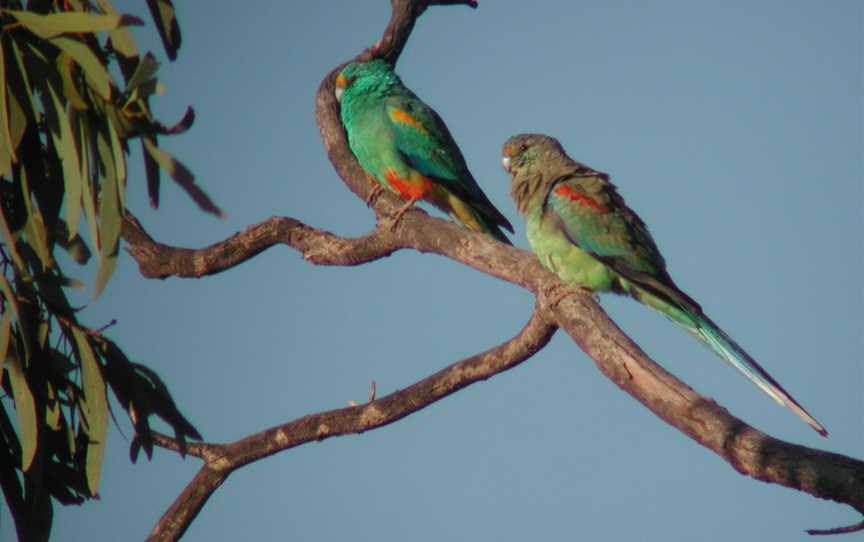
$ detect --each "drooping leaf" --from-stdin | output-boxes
[93,129,121,297]
[145,0,181,60]
[43,460,88,505]
[0,406,27,541]
[0,398,23,463]
[125,52,159,92]
[9,37,33,98]
[49,36,113,101]
[142,137,223,216]
[1,10,144,39]
[55,219,91,265]
[22,204,53,271]
[71,327,107,496]
[0,306,12,365]
[0,198,25,272]
[56,53,88,111]
[7,83,27,152]
[45,382,61,430]
[76,114,99,253]
[8,37,39,159]
[18,166,54,271]
[105,110,126,209]
[0,37,14,176]
[3,315,38,471]
[102,341,201,462]
[46,83,83,242]
[95,0,139,59]
[142,136,160,208]
[0,274,28,360]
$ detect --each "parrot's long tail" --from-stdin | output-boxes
[632,284,827,437]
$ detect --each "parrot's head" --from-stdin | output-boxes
[335,59,399,103]
[502,133,568,214]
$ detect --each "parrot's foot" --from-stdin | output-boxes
[386,200,416,232]
[366,184,384,207]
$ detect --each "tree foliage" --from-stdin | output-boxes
[0,1,209,539]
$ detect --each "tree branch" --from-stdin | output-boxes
[128,0,864,538]
[121,212,402,279]
[146,304,557,541]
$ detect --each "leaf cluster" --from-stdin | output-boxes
[0,1,210,539]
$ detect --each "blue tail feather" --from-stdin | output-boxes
[687,311,827,436]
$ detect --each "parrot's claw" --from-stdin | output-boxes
[366,184,384,207]
[387,200,416,232]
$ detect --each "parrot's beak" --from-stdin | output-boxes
[334,74,347,102]
[501,156,511,172]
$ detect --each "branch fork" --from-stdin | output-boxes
[116,1,864,540]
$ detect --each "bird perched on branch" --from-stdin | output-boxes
[502,133,826,436]
[335,59,513,243]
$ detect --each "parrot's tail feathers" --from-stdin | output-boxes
[689,313,828,437]
[478,217,513,245]
[445,196,513,244]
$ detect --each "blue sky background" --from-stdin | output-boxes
[4,1,861,540]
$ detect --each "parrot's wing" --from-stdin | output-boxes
[384,94,513,231]
[546,174,700,311]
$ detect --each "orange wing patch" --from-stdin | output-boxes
[554,185,609,213]
[388,108,428,134]
[385,170,434,201]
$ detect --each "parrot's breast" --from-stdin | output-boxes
[525,208,617,292]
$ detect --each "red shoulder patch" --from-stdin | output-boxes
[554,185,609,213]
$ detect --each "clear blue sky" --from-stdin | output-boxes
[11,1,862,540]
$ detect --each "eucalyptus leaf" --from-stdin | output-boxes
[0,37,14,176]
[17,165,54,271]
[105,110,127,209]
[95,0,139,59]
[76,114,99,252]
[125,52,159,92]
[71,328,107,496]
[94,130,121,297]
[145,0,181,60]
[2,10,144,39]
[46,382,61,430]
[49,36,113,101]
[0,200,25,272]
[56,53,89,111]
[7,84,26,154]
[142,138,222,216]
[46,83,83,242]
[4,332,38,472]
[0,274,28,360]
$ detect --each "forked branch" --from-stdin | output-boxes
[125,0,864,539]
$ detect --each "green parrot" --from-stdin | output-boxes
[335,59,513,243]
[503,133,826,436]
